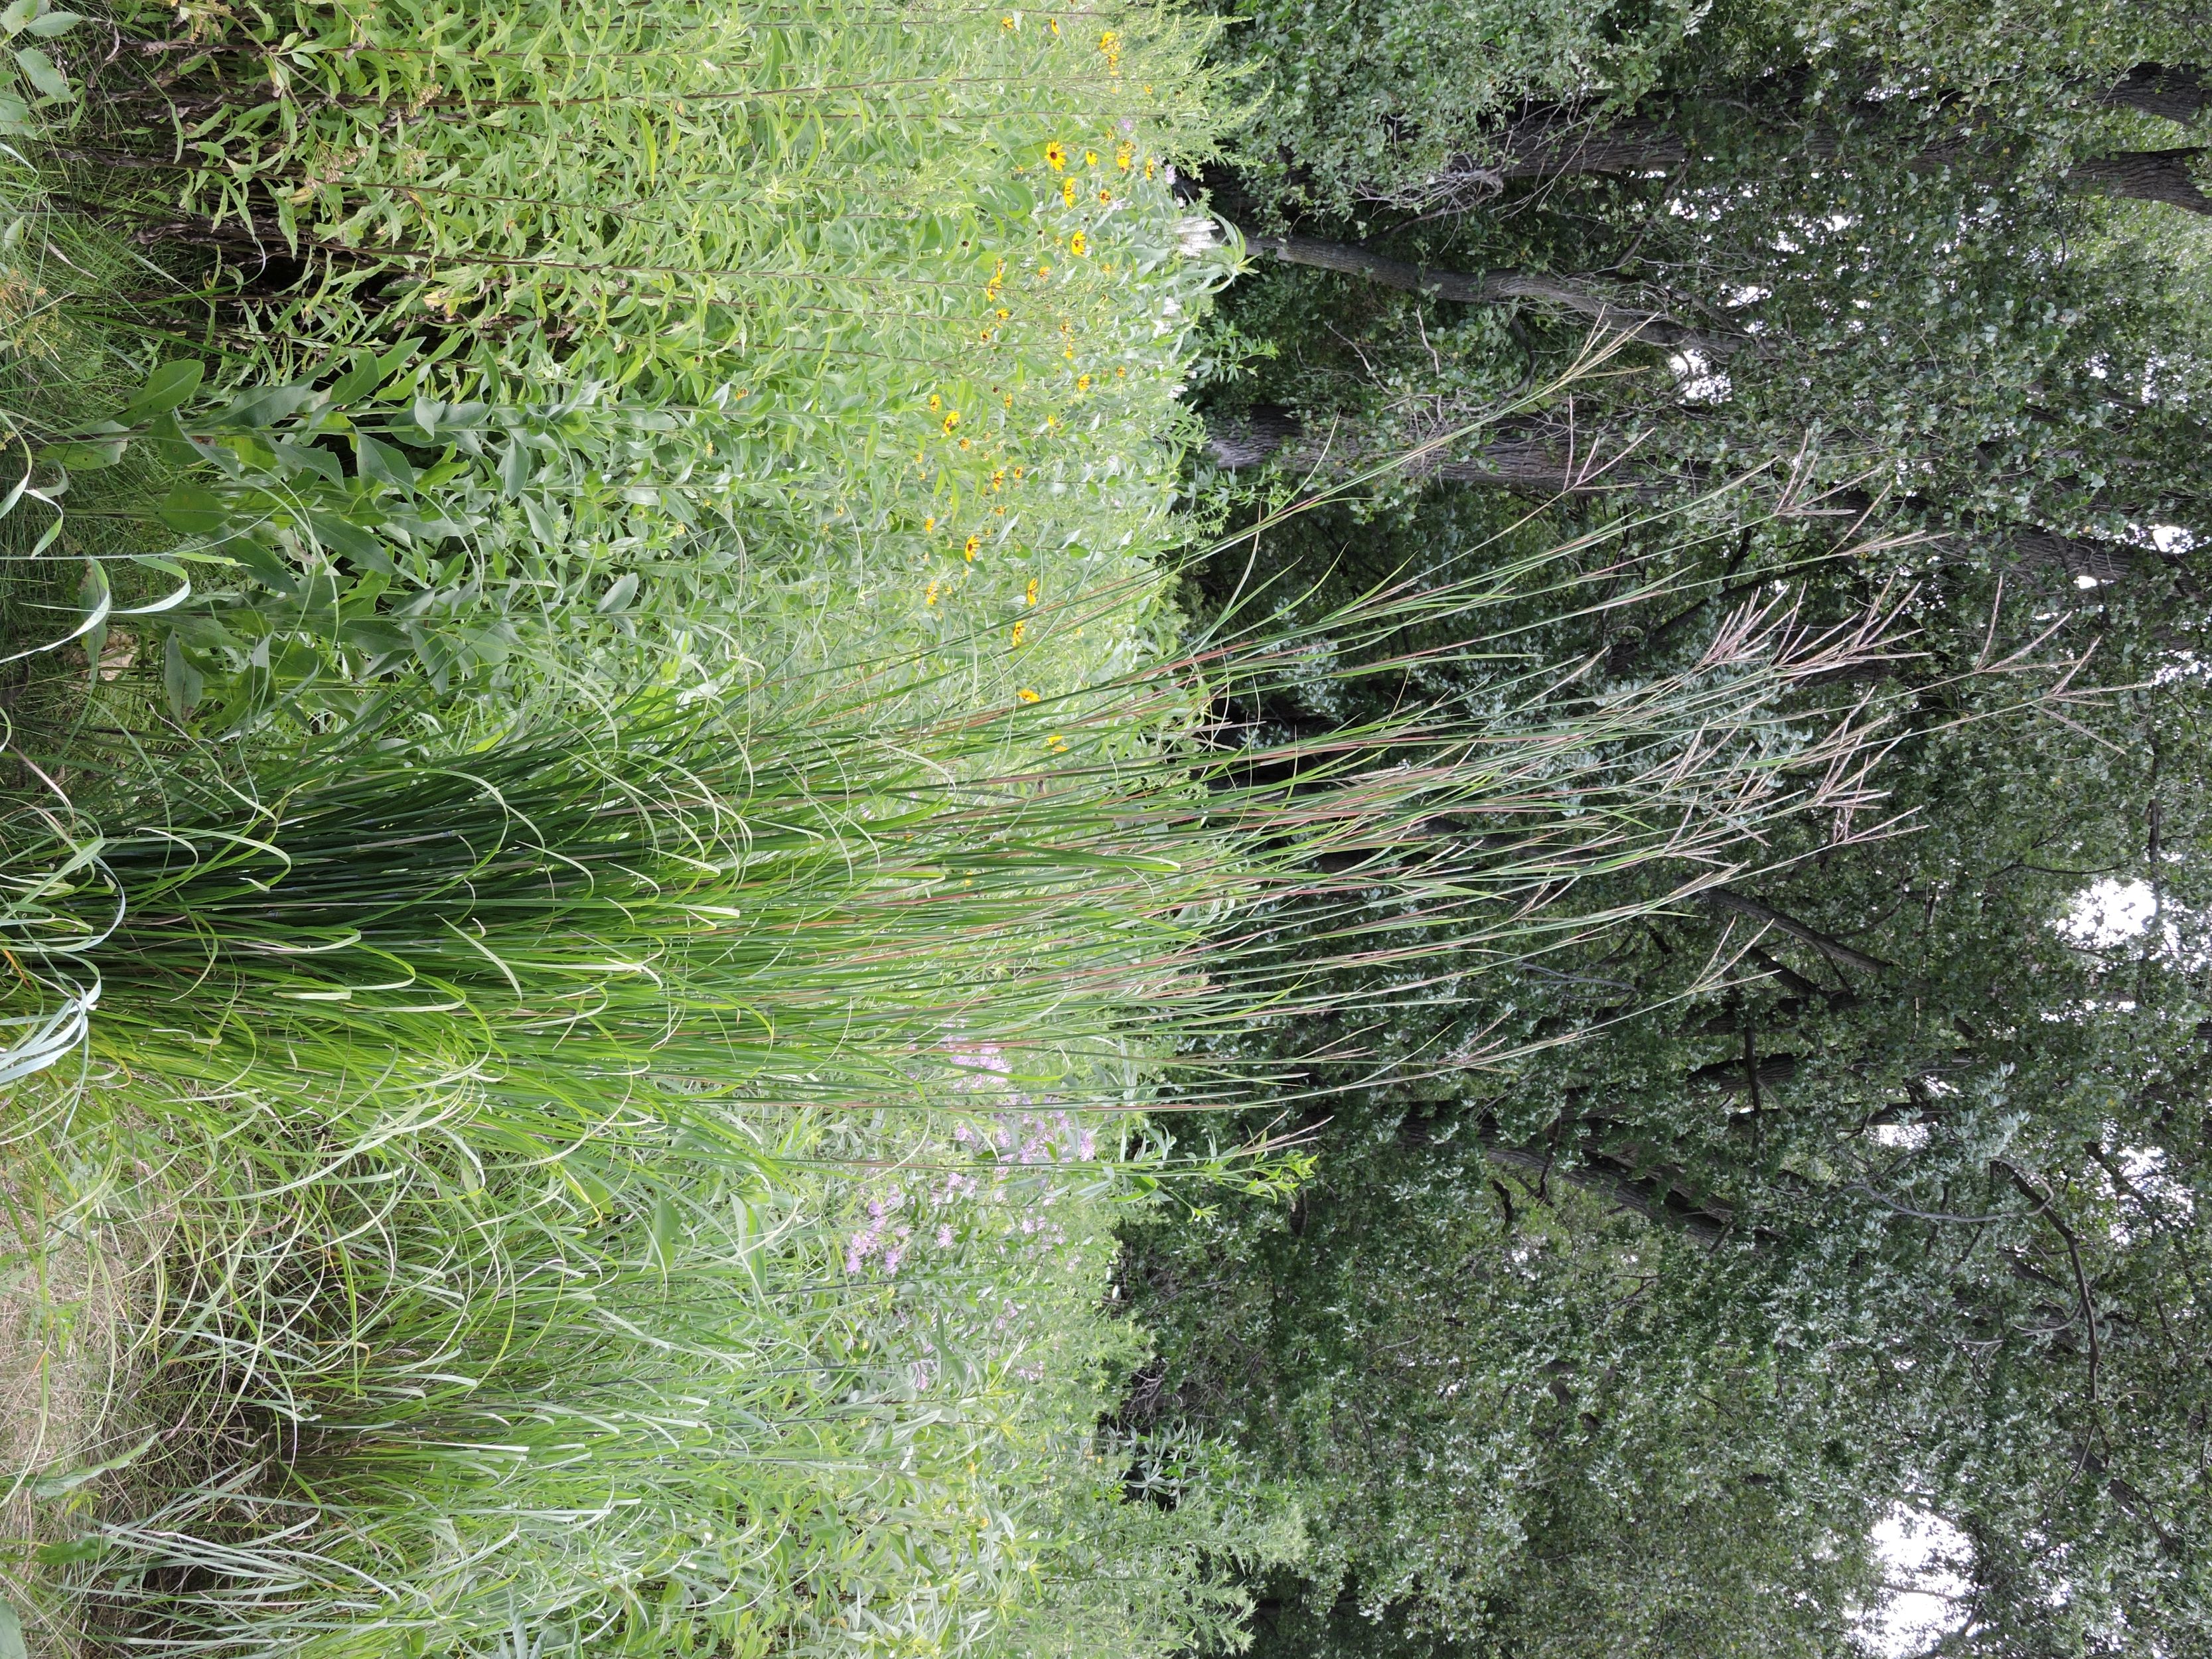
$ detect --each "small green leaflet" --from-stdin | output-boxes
[12,45,70,100]
[30,1431,159,1500]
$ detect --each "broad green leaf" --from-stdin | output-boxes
[266,439,344,483]
[224,536,302,597]
[13,45,70,101]
[648,1194,680,1271]
[125,359,204,419]
[33,1536,106,1568]
[143,409,201,470]
[215,382,321,429]
[24,9,82,35]
[520,493,563,545]
[0,1597,23,1659]
[157,482,229,536]
[161,630,203,719]
[37,437,122,471]
[326,352,386,405]
[305,510,397,573]
[356,435,415,490]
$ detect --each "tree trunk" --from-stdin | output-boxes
[1688,1054,1801,1093]
[2004,527,2152,585]
[1202,407,1654,494]
[2065,147,2212,214]
[1239,228,1737,352]
[1200,407,2158,585]
[1467,109,2212,216]
[2100,63,2209,125]
[1473,1125,1734,1242]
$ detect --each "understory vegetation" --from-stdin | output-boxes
[3,0,2208,1655]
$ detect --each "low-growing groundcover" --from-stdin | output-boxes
[1,1,1951,1656]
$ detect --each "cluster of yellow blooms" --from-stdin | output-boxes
[903,100,1171,647]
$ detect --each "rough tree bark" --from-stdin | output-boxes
[1471,1124,1735,1242]
[2064,148,2212,214]
[2100,62,2210,125]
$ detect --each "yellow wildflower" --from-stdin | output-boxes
[1047,734,1068,752]
[964,536,982,561]
[929,393,942,409]
[1000,13,1014,25]
[1062,177,1077,207]
[942,410,960,433]
[1075,374,1092,392]
[1018,687,1041,703]
[959,436,972,449]
[1084,149,1098,167]
[1098,188,1112,204]
[1069,231,1088,255]
[925,581,940,605]
[1025,578,1039,605]
[1116,142,1134,171]
[1009,620,1026,647]
[1045,141,1067,171]
[924,516,936,531]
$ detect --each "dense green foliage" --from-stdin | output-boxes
[1130,478,2212,1652]
[1200,0,2212,589]
[1126,0,2212,1639]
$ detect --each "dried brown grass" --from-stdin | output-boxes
[0,1182,144,1658]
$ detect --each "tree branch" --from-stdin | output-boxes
[1699,887,1893,975]
[1474,1121,1734,1242]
